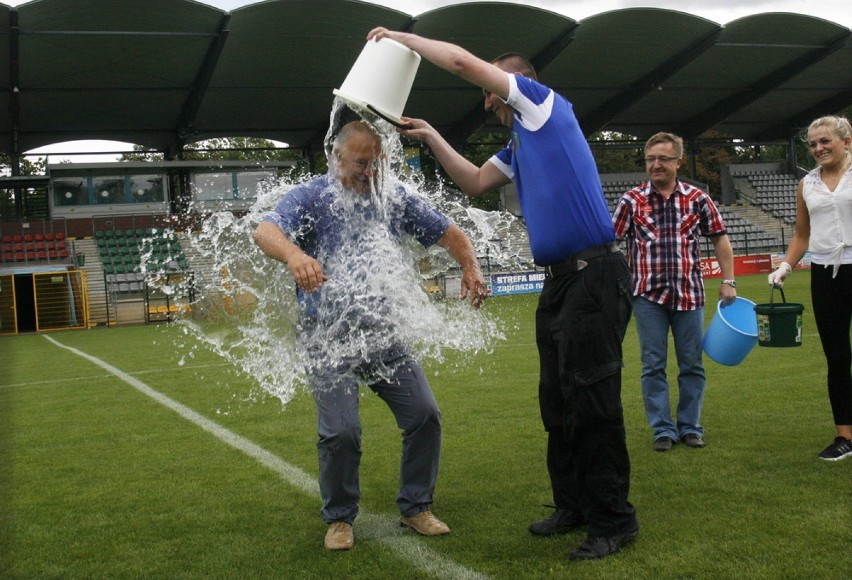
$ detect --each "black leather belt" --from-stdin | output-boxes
[544,242,621,278]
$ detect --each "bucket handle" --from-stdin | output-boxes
[770,285,786,305]
[367,104,413,130]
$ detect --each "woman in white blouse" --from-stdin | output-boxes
[769,115,852,461]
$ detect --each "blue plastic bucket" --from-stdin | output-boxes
[702,297,759,366]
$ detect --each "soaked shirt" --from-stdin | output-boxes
[612,180,727,311]
[488,73,615,266]
[261,173,450,319]
[803,165,852,276]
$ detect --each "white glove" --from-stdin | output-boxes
[768,262,792,287]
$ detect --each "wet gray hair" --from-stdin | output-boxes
[334,120,379,150]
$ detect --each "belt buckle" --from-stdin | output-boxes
[545,265,554,278]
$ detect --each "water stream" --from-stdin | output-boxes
[162,100,532,406]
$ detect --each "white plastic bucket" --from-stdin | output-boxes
[702,297,759,366]
[333,38,421,127]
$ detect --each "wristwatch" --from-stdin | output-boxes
[721,279,736,288]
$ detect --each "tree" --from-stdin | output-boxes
[120,137,310,174]
[589,132,644,174]
[0,155,47,177]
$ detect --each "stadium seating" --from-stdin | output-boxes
[743,171,798,225]
[95,227,189,273]
[0,232,70,266]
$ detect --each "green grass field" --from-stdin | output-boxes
[2,272,850,579]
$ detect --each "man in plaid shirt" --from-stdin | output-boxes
[613,132,736,452]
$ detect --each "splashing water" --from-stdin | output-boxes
[168,100,533,405]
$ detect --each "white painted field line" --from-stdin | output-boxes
[0,363,231,390]
[43,335,487,580]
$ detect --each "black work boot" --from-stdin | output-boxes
[569,526,639,560]
[529,508,586,536]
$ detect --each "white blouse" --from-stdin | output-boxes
[804,165,852,276]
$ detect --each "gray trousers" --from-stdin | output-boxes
[309,353,443,524]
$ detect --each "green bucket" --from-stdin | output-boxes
[754,287,804,347]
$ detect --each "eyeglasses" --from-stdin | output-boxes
[644,155,680,164]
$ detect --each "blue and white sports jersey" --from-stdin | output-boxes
[490,74,615,265]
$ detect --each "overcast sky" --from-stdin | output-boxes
[206,0,852,28]
[8,0,850,161]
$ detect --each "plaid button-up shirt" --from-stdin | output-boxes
[612,180,727,311]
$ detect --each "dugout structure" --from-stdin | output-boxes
[0,269,89,335]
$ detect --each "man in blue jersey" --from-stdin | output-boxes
[254,121,488,551]
[367,28,638,561]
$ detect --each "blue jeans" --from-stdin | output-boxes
[632,296,706,440]
[309,352,442,524]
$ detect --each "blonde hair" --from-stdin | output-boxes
[644,132,684,158]
[805,115,852,165]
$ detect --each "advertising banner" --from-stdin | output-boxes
[770,252,812,271]
[701,253,811,278]
[490,271,545,296]
[492,253,810,297]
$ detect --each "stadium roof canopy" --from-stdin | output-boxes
[1,0,850,159]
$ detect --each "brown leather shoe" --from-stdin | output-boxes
[324,521,354,550]
[400,511,451,536]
